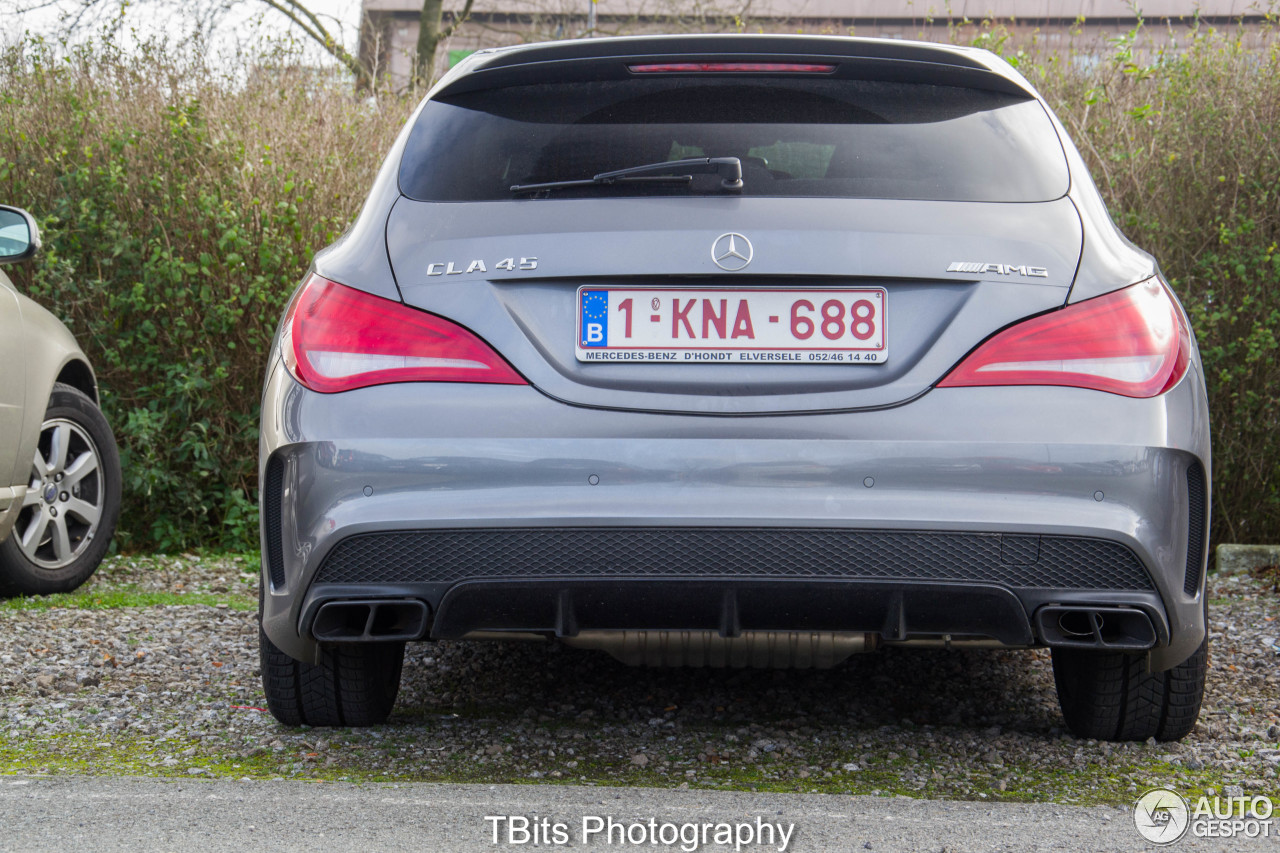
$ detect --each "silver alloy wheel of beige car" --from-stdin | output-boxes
[0,384,121,596]
[18,417,105,569]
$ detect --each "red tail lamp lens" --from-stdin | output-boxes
[282,274,526,393]
[938,278,1191,398]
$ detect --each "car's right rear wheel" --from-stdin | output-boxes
[259,620,404,727]
[0,383,120,597]
[1051,632,1208,742]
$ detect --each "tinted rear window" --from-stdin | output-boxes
[399,78,1068,203]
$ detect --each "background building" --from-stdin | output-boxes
[360,1,1273,89]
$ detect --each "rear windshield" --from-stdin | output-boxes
[399,77,1069,203]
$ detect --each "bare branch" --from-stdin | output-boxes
[268,0,339,51]
[12,0,71,15]
[256,0,366,79]
[256,0,328,45]
[439,0,474,40]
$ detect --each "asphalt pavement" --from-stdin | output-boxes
[1,776,1273,852]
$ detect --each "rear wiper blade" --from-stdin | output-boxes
[510,156,743,194]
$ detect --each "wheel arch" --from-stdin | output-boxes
[8,290,100,490]
[54,359,99,405]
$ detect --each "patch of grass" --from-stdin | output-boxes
[0,728,1256,804]
[0,587,255,612]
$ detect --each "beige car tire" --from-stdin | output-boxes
[0,383,121,596]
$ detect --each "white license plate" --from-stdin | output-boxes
[575,287,888,364]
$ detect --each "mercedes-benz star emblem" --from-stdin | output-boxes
[712,232,753,272]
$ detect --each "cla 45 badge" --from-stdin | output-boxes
[426,257,538,276]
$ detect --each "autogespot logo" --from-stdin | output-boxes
[1135,788,1191,845]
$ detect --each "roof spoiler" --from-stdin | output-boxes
[432,34,1037,100]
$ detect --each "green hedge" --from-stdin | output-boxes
[0,39,404,549]
[1021,25,1280,544]
[1,26,1278,550]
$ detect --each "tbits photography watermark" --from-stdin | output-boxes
[485,814,796,852]
[1134,787,1276,845]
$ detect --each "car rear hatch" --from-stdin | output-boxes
[389,197,1079,414]
[385,39,1083,415]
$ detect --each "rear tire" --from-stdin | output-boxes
[0,383,121,596]
[259,618,404,727]
[1052,632,1208,742]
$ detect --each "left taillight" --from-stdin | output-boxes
[281,273,527,393]
[937,277,1191,398]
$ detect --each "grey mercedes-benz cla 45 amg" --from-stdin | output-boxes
[259,35,1211,741]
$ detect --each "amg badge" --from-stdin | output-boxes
[947,261,1049,278]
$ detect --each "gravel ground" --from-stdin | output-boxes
[0,554,1276,803]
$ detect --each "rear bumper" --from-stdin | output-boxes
[302,527,1170,651]
[259,361,1211,671]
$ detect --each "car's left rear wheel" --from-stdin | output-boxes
[1051,632,1208,742]
[259,618,405,727]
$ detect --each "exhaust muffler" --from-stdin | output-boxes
[562,629,877,668]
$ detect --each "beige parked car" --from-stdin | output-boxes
[0,205,120,595]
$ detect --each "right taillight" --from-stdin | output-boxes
[938,278,1190,398]
[281,273,526,393]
